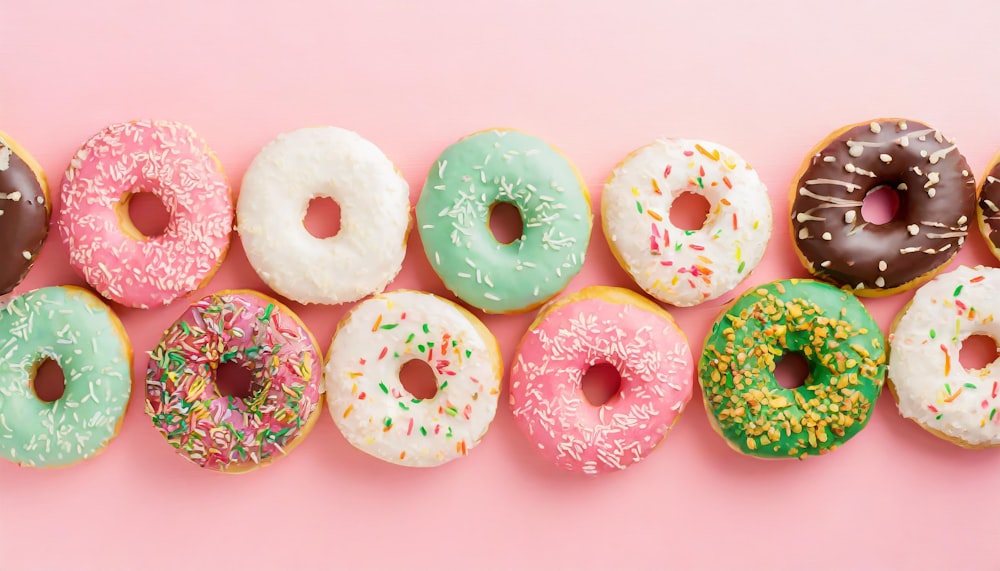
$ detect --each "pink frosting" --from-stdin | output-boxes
[509,294,694,474]
[145,291,322,471]
[57,120,233,308]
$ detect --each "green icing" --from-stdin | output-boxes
[416,130,592,313]
[0,287,131,467]
[698,279,885,459]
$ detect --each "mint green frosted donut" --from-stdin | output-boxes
[416,129,592,313]
[0,286,132,467]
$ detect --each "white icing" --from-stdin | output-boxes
[890,265,1000,446]
[325,290,501,467]
[601,139,772,306]
[238,127,410,305]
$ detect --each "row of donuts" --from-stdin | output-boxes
[5,261,998,474]
[2,117,999,473]
[5,118,998,315]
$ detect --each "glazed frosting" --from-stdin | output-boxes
[0,286,132,468]
[509,286,694,474]
[0,132,49,295]
[791,119,975,294]
[326,290,502,467]
[602,139,772,306]
[889,265,1000,447]
[145,291,322,471]
[238,127,411,305]
[57,120,233,308]
[699,279,885,458]
[977,159,1000,259]
[416,129,592,313]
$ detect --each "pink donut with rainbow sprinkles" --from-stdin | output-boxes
[509,286,694,474]
[57,120,233,308]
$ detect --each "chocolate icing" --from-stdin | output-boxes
[978,161,1000,250]
[0,137,48,295]
[791,120,975,292]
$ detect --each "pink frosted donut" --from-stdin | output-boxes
[57,120,233,308]
[145,290,323,472]
[509,286,694,474]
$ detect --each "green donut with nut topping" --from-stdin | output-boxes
[698,279,885,459]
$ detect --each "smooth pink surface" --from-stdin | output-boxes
[3,2,1000,569]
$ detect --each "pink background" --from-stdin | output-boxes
[3,1,1000,569]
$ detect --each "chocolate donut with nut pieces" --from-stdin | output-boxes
[790,119,975,296]
[976,155,1000,263]
[0,131,49,295]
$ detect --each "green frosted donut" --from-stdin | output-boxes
[416,129,592,313]
[0,286,132,467]
[698,279,885,459]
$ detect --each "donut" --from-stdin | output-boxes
[325,290,502,467]
[790,118,975,297]
[416,129,592,314]
[976,153,1000,262]
[888,265,1000,448]
[602,138,772,307]
[699,279,886,458]
[0,286,132,468]
[145,290,323,472]
[57,119,233,308]
[509,286,694,474]
[0,131,50,295]
[238,127,411,305]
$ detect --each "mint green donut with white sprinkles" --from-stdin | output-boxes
[0,286,132,468]
[416,129,592,313]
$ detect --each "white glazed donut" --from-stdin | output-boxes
[889,265,1000,448]
[237,127,411,305]
[602,139,772,306]
[325,290,503,466]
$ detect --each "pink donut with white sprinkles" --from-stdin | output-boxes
[509,286,694,474]
[57,120,233,308]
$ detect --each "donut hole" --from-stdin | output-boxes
[120,191,169,238]
[488,201,523,245]
[399,359,438,400]
[959,334,999,371]
[215,362,255,399]
[303,196,342,239]
[669,191,711,231]
[774,351,809,389]
[31,359,66,403]
[860,184,901,225]
[581,362,622,406]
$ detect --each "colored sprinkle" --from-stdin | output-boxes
[378,382,389,394]
[405,333,415,343]
[262,303,274,321]
[663,165,672,177]
[440,380,449,390]
[636,201,643,214]
[651,178,662,194]
[422,323,430,334]
[992,409,997,420]
[722,176,732,189]
[972,276,985,283]
[737,261,746,273]
[930,329,936,339]
[954,285,964,296]
[380,323,399,330]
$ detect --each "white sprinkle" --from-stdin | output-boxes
[844,210,856,224]
[820,260,832,268]
[437,160,447,178]
[897,183,908,191]
[798,228,809,239]
[898,120,908,130]
[0,146,9,171]
[870,122,882,134]
[875,276,886,287]
[21,251,30,260]
[899,136,909,147]
[821,232,832,240]
[958,215,968,225]
[483,292,501,301]
[920,150,928,158]
[823,156,836,163]
[879,154,892,164]
[848,143,864,158]
[927,188,936,198]
[845,163,856,173]
[878,260,887,271]
[924,172,940,188]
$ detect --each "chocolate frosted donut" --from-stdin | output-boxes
[790,119,975,296]
[977,156,1000,262]
[0,132,49,295]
